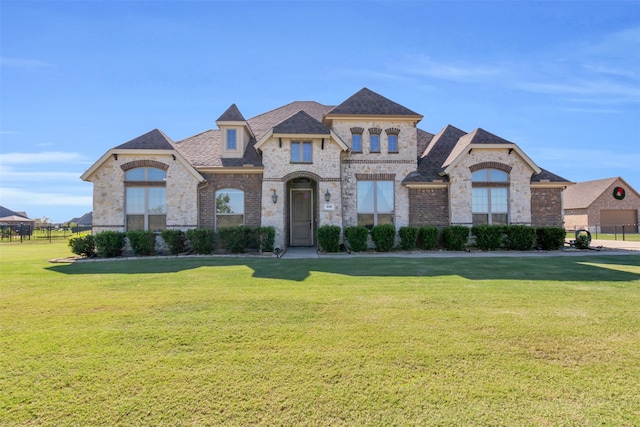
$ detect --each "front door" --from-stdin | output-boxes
[290,189,313,246]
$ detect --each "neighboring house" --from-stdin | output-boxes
[0,206,35,230]
[564,177,640,233]
[81,88,571,249]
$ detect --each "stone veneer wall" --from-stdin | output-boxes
[332,120,418,230]
[260,137,343,249]
[563,209,589,230]
[408,188,449,226]
[90,154,200,232]
[198,173,263,229]
[448,149,535,225]
[531,187,563,227]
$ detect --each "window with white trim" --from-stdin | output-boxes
[357,180,394,228]
[125,167,167,232]
[215,188,244,228]
[291,141,312,163]
[471,168,509,225]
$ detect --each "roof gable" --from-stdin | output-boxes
[563,177,638,208]
[0,206,30,219]
[216,104,246,122]
[114,129,175,150]
[404,125,467,184]
[273,110,331,135]
[327,88,422,117]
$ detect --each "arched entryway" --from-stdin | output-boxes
[285,173,320,247]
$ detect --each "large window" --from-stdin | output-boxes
[291,141,312,163]
[357,180,394,228]
[125,167,166,231]
[215,188,244,228]
[471,168,509,225]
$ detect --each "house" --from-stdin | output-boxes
[81,88,571,249]
[0,206,35,234]
[564,177,640,233]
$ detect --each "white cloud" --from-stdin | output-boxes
[1,151,88,165]
[0,187,92,207]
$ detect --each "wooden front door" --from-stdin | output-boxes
[290,189,313,246]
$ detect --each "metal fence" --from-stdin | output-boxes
[0,224,92,243]
[565,223,639,241]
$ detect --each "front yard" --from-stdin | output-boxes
[1,242,639,425]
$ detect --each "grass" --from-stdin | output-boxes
[1,242,639,426]
[592,233,640,242]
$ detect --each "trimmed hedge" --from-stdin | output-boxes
[94,231,126,258]
[418,226,439,250]
[257,226,275,252]
[442,226,470,251]
[317,225,341,252]
[398,226,419,251]
[218,226,251,253]
[68,234,95,257]
[371,224,396,252]
[160,229,187,255]
[186,228,215,255]
[345,226,369,252]
[471,225,504,251]
[536,226,566,250]
[127,230,157,256]
[504,225,536,251]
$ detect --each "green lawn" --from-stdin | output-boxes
[1,242,639,426]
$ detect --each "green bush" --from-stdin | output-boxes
[471,225,504,251]
[68,234,95,257]
[160,229,187,255]
[504,225,536,250]
[536,227,566,250]
[257,226,275,252]
[218,226,254,253]
[94,231,127,258]
[185,228,216,255]
[344,226,369,252]
[371,224,396,252]
[127,230,157,256]
[574,231,591,250]
[442,226,470,251]
[317,225,341,253]
[398,226,419,251]
[418,226,440,250]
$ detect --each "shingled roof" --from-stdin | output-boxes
[404,125,467,183]
[273,111,331,135]
[327,88,422,117]
[563,177,623,208]
[216,104,246,122]
[114,128,175,150]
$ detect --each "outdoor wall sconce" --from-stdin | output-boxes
[113,153,118,161]
[272,189,278,204]
[324,189,331,202]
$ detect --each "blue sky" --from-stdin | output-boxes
[1,0,639,223]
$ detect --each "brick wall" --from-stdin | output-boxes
[531,187,564,226]
[198,173,263,228]
[409,188,449,226]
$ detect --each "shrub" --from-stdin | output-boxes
[536,226,566,250]
[68,234,95,257]
[317,225,341,253]
[504,225,536,250]
[218,226,254,253]
[94,231,126,258]
[418,226,440,250]
[257,226,275,252]
[344,226,369,252]
[160,229,187,255]
[574,230,591,250]
[371,224,396,252]
[442,226,470,251]
[127,230,157,256]
[471,225,504,251]
[185,228,215,255]
[398,226,419,251]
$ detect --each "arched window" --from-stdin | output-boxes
[125,167,166,231]
[471,168,509,225]
[215,188,244,228]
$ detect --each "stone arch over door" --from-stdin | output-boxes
[283,172,321,247]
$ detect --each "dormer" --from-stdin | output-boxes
[216,104,255,158]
